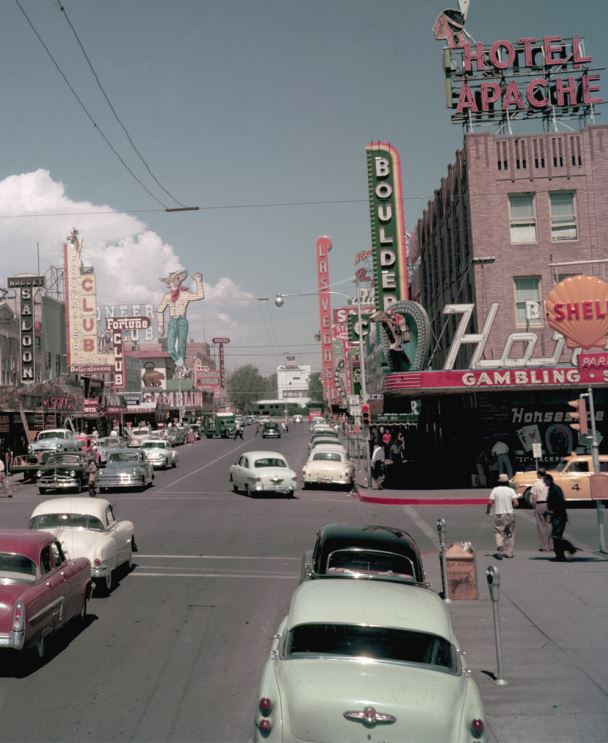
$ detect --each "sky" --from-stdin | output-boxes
[1,0,607,374]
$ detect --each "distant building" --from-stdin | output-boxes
[277,363,311,406]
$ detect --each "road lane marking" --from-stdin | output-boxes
[401,505,440,548]
[158,440,252,491]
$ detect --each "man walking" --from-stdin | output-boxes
[0,457,13,498]
[530,468,552,551]
[544,473,577,561]
[371,443,386,490]
[486,473,519,558]
[87,458,98,497]
[233,420,244,440]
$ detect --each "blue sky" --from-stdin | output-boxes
[1,0,606,373]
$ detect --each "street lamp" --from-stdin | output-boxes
[274,279,368,404]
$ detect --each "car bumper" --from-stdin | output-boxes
[38,478,80,489]
[97,476,141,488]
[256,482,296,493]
[147,458,168,468]
[0,631,25,651]
[91,565,110,578]
[303,475,351,485]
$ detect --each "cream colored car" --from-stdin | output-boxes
[302,448,354,490]
[511,454,608,506]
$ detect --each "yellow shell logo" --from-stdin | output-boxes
[546,275,608,349]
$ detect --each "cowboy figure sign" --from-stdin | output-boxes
[156,270,204,377]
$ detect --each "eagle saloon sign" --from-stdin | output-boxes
[7,274,45,384]
[366,143,408,312]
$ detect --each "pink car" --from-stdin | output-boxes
[0,530,91,660]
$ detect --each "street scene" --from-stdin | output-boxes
[1,1,608,742]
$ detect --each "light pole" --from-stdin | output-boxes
[274,277,368,404]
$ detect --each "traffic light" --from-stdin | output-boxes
[568,397,588,434]
[361,403,371,427]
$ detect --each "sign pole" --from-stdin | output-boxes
[586,388,606,553]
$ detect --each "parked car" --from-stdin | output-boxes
[29,497,135,596]
[309,433,341,451]
[310,442,348,457]
[13,429,84,481]
[262,421,281,439]
[229,451,297,497]
[300,523,427,585]
[36,452,89,495]
[302,449,354,490]
[97,449,154,492]
[140,439,178,469]
[254,579,485,742]
[0,530,91,660]
[511,453,608,506]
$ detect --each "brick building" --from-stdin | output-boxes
[403,125,608,485]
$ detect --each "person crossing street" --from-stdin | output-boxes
[486,473,519,558]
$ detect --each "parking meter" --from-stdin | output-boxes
[486,566,500,602]
[436,517,446,546]
[436,518,449,602]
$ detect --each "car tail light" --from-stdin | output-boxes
[470,718,485,739]
[12,602,25,632]
[257,718,272,737]
[94,558,101,566]
[259,697,272,716]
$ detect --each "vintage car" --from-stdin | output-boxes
[140,439,179,469]
[13,429,84,481]
[0,530,91,660]
[262,421,281,439]
[511,453,608,506]
[309,432,340,450]
[254,580,485,742]
[36,452,89,495]
[126,427,151,448]
[229,451,297,497]
[97,449,154,492]
[30,497,135,596]
[300,523,427,585]
[302,449,354,490]
[96,435,128,466]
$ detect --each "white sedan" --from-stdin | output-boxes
[140,438,179,469]
[302,449,354,490]
[255,580,486,742]
[229,451,297,498]
[29,497,135,596]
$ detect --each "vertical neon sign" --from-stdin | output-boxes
[316,236,337,404]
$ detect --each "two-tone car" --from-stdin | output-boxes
[254,579,486,742]
[36,452,89,495]
[229,451,297,497]
[0,530,91,660]
[139,439,179,470]
[262,421,281,439]
[29,497,136,596]
[301,449,354,490]
[97,449,154,492]
[300,523,427,585]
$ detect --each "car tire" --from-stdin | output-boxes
[38,488,47,495]
[138,477,146,492]
[35,634,46,661]
[95,572,113,597]
[523,488,533,509]
[302,482,308,490]
[244,484,251,498]
[79,592,88,624]
[172,460,177,468]
[286,490,294,498]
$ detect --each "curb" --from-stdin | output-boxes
[356,489,488,506]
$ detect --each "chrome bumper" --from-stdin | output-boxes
[0,631,25,650]
[91,565,110,578]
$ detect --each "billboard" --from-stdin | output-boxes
[7,274,45,384]
[98,303,156,343]
[316,236,338,404]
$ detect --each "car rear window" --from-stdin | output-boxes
[286,623,456,671]
[326,549,415,579]
[30,513,105,531]
[0,553,38,584]
[312,453,341,462]
[254,458,286,468]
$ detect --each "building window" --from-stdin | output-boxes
[514,277,543,327]
[550,191,578,241]
[509,194,537,244]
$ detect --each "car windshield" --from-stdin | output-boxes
[108,452,140,463]
[326,549,415,579]
[30,513,105,531]
[286,623,456,671]
[0,552,38,584]
[254,458,287,468]
[141,441,165,449]
[47,454,82,466]
[312,452,342,462]
[38,431,66,441]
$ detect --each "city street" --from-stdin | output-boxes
[0,424,606,742]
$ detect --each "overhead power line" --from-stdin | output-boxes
[54,0,187,209]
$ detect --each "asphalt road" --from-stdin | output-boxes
[0,425,604,742]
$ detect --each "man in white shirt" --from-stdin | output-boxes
[371,444,386,490]
[491,439,513,478]
[486,473,519,558]
[529,468,552,551]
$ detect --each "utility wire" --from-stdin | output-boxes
[55,0,187,208]
[14,0,168,209]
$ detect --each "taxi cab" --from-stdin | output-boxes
[511,454,608,506]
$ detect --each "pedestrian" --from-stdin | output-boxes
[491,439,513,478]
[486,473,519,559]
[4,447,13,477]
[187,428,195,446]
[0,456,13,498]
[371,443,386,490]
[544,473,577,561]
[87,458,98,497]
[234,420,244,440]
[382,427,392,456]
[530,468,552,551]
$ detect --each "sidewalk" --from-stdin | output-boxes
[424,548,608,743]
